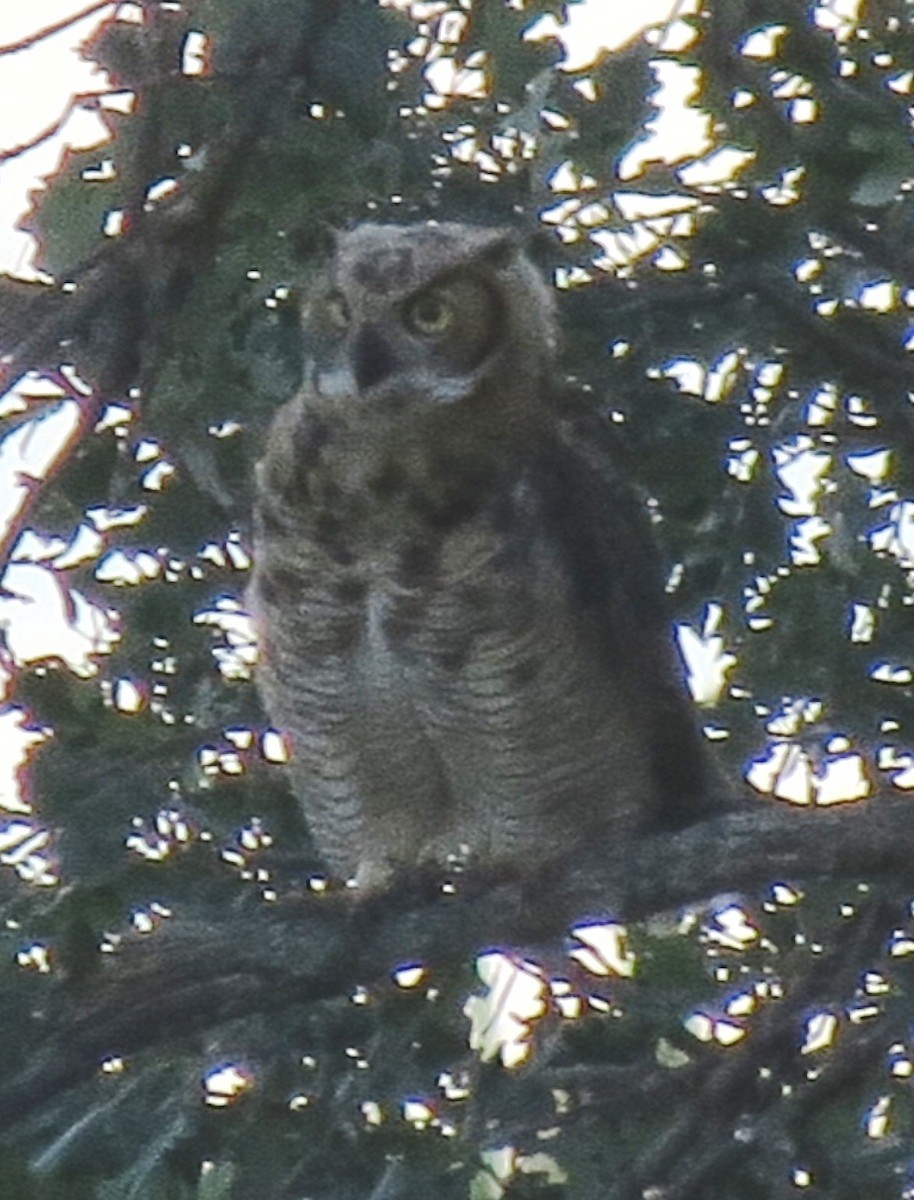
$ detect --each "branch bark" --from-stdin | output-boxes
[1,791,912,1135]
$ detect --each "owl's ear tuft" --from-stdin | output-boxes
[482,227,555,274]
[482,231,522,271]
[526,227,561,270]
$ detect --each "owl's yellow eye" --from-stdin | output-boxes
[325,292,350,331]
[406,291,453,336]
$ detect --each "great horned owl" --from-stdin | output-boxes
[250,222,716,890]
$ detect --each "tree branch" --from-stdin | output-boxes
[615,894,901,1199]
[0,1,114,57]
[1,792,913,1135]
[0,92,105,164]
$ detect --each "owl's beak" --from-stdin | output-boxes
[352,325,395,391]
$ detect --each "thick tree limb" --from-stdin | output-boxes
[1,792,912,1134]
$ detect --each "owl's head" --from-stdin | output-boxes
[302,222,558,407]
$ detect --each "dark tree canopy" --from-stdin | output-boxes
[2,2,914,1197]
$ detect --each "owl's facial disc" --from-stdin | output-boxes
[352,325,396,391]
[324,291,351,332]
[309,267,503,404]
[404,289,454,336]
[309,304,400,396]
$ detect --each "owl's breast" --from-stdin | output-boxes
[253,409,662,877]
[365,500,654,851]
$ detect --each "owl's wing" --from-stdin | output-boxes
[537,386,724,827]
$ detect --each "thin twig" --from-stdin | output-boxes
[0,379,102,573]
[0,92,106,164]
[0,0,114,58]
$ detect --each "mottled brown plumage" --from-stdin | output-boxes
[250,222,715,889]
